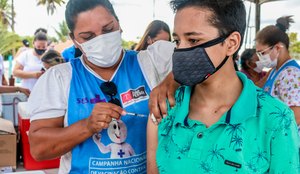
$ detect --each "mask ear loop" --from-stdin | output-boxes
[213,31,240,72]
[215,56,230,72]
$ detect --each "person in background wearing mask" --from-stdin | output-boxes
[240,48,268,87]
[256,16,300,133]
[147,0,299,173]
[27,0,174,173]
[13,31,47,91]
[135,20,171,51]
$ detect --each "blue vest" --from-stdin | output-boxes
[263,60,300,95]
[67,51,150,173]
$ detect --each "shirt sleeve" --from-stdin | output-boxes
[269,107,300,173]
[28,63,71,122]
[276,67,300,106]
[137,40,175,89]
[16,50,28,66]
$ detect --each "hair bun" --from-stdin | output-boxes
[275,15,294,32]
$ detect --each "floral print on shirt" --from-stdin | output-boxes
[273,67,300,107]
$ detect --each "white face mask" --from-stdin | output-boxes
[253,61,264,73]
[76,30,122,67]
[256,47,278,69]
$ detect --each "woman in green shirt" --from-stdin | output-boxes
[147,0,299,173]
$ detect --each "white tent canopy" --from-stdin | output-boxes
[245,0,284,33]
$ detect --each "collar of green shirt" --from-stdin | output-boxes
[172,72,258,126]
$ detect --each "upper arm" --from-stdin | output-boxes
[291,106,300,125]
[15,51,27,67]
[28,65,70,121]
[30,116,64,133]
[13,61,24,71]
[147,116,159,174]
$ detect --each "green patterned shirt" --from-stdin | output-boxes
[156,72,299,174]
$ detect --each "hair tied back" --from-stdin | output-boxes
[275,15,294,33]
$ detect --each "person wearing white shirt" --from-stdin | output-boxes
[13,32,47,91]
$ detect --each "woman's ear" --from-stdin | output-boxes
[226,31,241,57]
[274,42,284,51]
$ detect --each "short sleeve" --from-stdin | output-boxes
[137,40,175,89]
[28,63,72,122]
[16,50,28,66]
[275,67,300,106]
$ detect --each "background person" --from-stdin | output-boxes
[147,0,299,173]
[240,48,268,87]
[27,0,174,173]
[135,20,171,51]
[255,16,300,126]
[13,31,47,91]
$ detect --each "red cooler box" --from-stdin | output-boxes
[18,102,60,170]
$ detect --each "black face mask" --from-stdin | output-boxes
[35,48,46,56]
[172,36,229,86]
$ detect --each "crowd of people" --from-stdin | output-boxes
[0,0,299,173]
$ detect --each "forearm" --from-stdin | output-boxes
[0,86,20,93]
[13,69,36,79]
[2,76,8,85]
[29,118,93,161]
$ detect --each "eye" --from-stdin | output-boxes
[188,38,200,45]
[172,39,180,46]
[82,34,95,41]
[102,27,114,34]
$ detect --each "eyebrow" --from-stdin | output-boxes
[102,21,114,29]
[184,32,203,37]
[78,21,114,35]
[172,31,204,37]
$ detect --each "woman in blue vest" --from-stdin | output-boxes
[27,0,174,173]
[255,16,300,126]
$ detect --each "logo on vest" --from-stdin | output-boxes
[120,86,148,107]
[77,94,106,104]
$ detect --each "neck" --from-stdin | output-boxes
[192,71,241,106]
[276,50,291,70]
[189,62,242,126]
[83,51,123,81]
